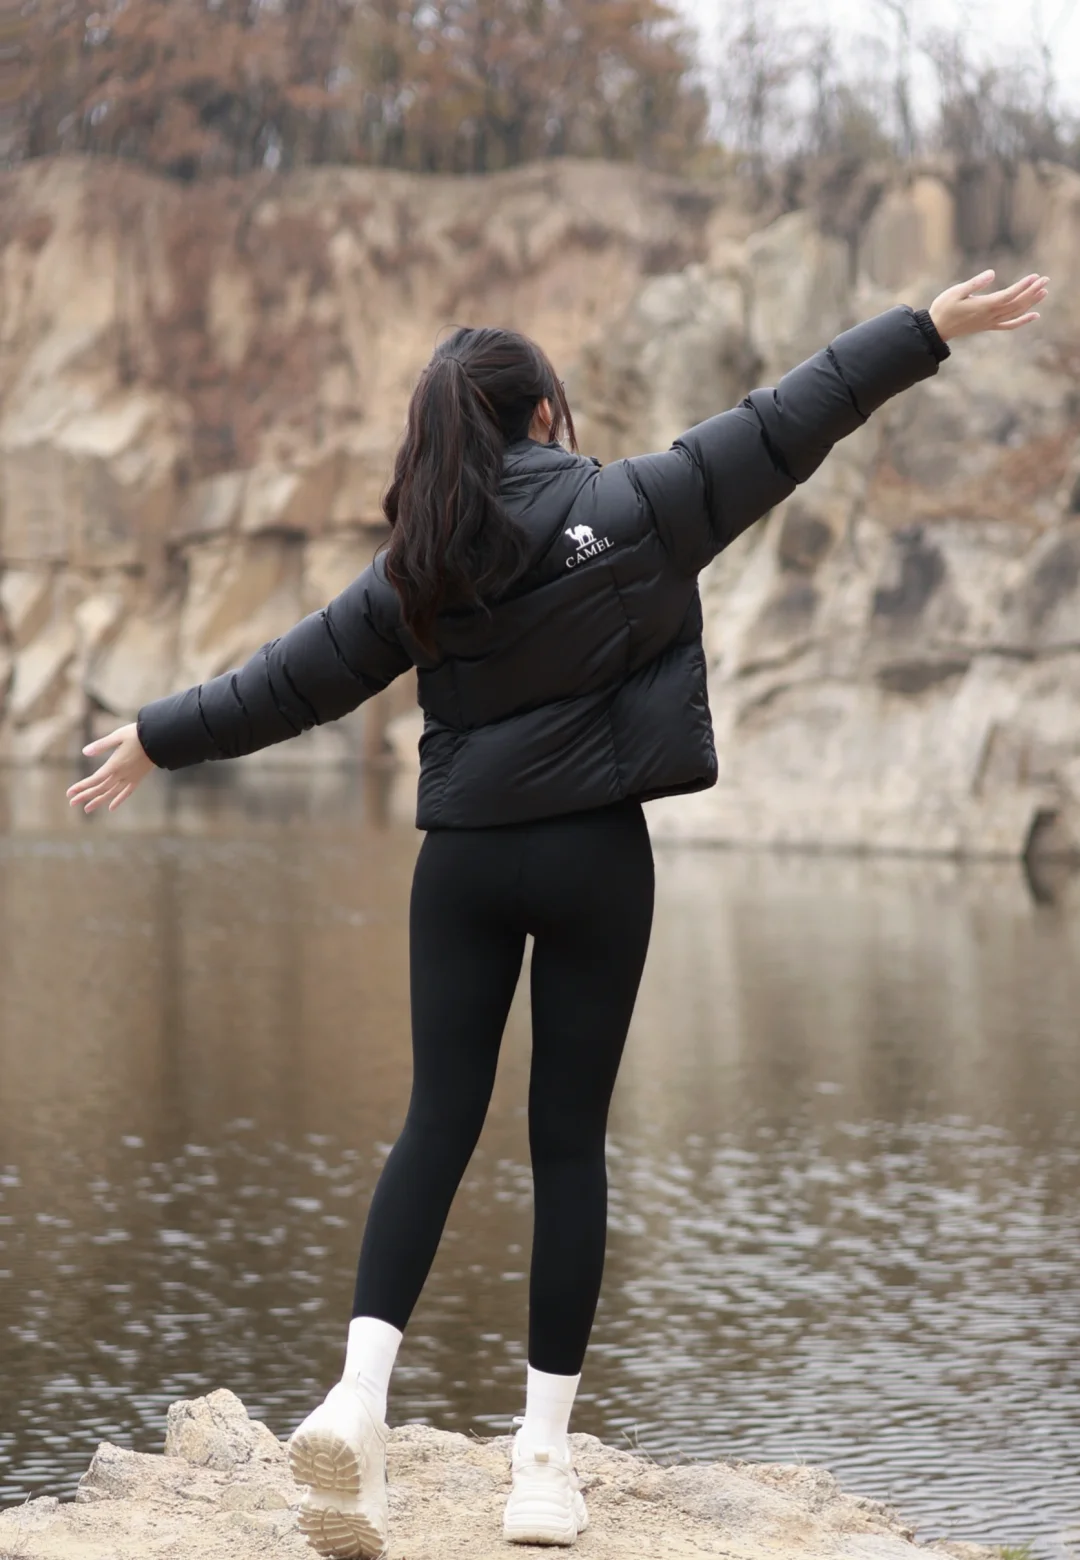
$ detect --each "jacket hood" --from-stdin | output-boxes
[500,439,601,567]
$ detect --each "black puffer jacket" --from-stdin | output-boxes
[137,306,949,828]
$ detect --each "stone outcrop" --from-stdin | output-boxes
[0,1388,998,1560]
[1,152,1079,855]
[633,168,1080,858]
[0,155,742,766]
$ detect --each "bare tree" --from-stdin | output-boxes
[714,0,801,200]
[799,25,899,161]
[873,0,917,160]
[921,13,1079,165]
[1030,0,1078,145]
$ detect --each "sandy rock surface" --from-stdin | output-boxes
[0,1389,998,1560]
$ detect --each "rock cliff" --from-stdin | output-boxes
[0,1388,997,1560]
[0,155,739,767]
[1,153,1078,856]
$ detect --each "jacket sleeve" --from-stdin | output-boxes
[136,563,413,771]
[625,305,951,575]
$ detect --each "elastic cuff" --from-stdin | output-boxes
[135,711,164,770]
[912,307,951,363]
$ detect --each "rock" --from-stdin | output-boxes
[2,152,1079,851]
[301,532,381,615]
[7,618,76,725]
[87,609,180,718]
[78,1442,182,1502]
[0,567,53,648]
[0,154,730,764]
[0,384,185,570]
[0,1392,999,1560]
[172,471,247,542]
[240,452,342,537]
[72,586,126,660]
[1034,164,1080,341]
[744,208,851,380]
[174,534,303,689]
[859,175,956,290]
[575,254,755,462]
[0,644,11,720]
[953,161,1010,253]
[164,1388,284,1470]
[1005,159,1047,251]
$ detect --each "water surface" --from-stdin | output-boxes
[1,767,1078,1554]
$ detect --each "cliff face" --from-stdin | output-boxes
[0,155,736,767]
[630,168,1080,859]
[1,153,1079,856]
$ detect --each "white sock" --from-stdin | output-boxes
[342,1316,403,1424]
[518,1365,581,1456]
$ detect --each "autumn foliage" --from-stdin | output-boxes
[4,0,708,179]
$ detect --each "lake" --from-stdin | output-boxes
[1,765,1078,1555]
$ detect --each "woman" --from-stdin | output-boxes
[68,267,1048,1558]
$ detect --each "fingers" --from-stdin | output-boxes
[994,278,1047,312]
[962,269,995,295]
[995,312,1040,331]
[982,275,1048,317]
[66,770,115,804]
[994,279,1048,324]
[67,722,149,814]
[997,272,1044,303]
[82,730,127,757]
[84,782,126,815]
[69,776,118,811]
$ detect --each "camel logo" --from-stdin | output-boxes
[566,525,596,547]
[564,524,614,570]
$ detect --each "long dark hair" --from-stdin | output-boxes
[383,326,577,652]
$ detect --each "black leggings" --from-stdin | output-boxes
[352,800,655,1376]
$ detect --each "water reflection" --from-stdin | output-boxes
[1,767,1078,1554]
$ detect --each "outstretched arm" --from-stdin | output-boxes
[627,270,1049,575]
[67,561,413,814]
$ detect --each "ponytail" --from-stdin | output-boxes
[384,326,576,653]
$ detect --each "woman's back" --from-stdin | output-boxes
[134,303,948,827]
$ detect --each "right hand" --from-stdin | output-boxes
[66,723,156,814]
[929,270,1049,342]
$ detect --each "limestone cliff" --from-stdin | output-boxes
[0,156,739,767]
[0,1388,998,1559]
[1,153,1078,856]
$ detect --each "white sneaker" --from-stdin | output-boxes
[503,1430,589,1547]
[288,1382,389,1560]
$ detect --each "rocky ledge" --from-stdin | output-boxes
[0,1388,996,1560]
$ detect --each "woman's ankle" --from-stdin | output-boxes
[342,1316,403,1423]
[516,1363,581,1453]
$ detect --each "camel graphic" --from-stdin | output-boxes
[566,525,596,548]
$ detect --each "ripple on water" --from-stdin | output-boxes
[1,797,1079,1555]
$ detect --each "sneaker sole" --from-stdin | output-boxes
[503,1519,580,1546]
[297,1498,387,1560]
[503,1491,587,1547]
[289,1430,386,1560]
[289,1427,363,1497]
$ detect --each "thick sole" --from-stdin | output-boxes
[289,1418,387,1560]
[503,1488,588,1547]
[503,1518,579,1546]
[297,1489,388,1560]
[289,1427,363,1497]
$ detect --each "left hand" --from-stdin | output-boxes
[928,270,1049,342]
[67,724,156,814]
